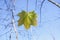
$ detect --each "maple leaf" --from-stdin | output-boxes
[28,11,37,26]
[24,15,31,29]
[18,11,27,26]
[17,10,37,30]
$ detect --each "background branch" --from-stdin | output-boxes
[0,28,11,37]
[40,0,45,23]
[48,0,60,8]
[11,0,18,40]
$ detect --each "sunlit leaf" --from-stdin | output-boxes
[18,11,27,26]
[28,11,37,26]
[24,15,31,29]
[17,10,26,18]
[17,10,37,30]
[31,19,37,26]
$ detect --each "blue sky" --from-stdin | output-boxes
[0,0,60,40]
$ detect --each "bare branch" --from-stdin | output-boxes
[9,28,13,40]
[40,0,45,23]
[10,0,18,40]
[4,0,10,10]
[0,28,12,37]
[48,0,60,8]
[0,0,18,40]
[27,0,28,12]
[35,0,37,10]
[47,29,55,40]
[11,10,18,40]
[49,32,55,40]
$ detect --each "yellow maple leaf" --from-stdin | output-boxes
[18,10,37,30]
[24,15,31,29]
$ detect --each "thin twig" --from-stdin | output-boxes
[4,0,10,10]
[49,31,55,40]
[9,28,12,40]
[48,0,60,8]
[27,0,28,12]
[47,29,55,40]
[40,0,45,23]
[0,28,11,37]
[51,33,55,40]
[35,0,37,10]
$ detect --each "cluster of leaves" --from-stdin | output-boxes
[17,10,37,30]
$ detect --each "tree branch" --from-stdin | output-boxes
[0,28,11,37]
[40,0,45,23]
[11,0,18,40]
[11,10,18,40]
[48,0,60,8]
[35,0,37,10]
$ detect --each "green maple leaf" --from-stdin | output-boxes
[17,10,37,30]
